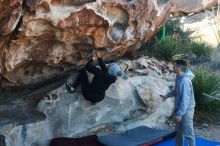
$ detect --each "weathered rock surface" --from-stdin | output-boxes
[0,57,175,146]
[0,0,173,88]
[181,9,220,47]
[172,0,218,14]
[0,0,23,35]
[0,1,218,145]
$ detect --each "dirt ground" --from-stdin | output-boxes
[194,123,220,142]
[166,119,220,142]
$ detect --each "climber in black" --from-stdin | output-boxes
[66,52,123,103]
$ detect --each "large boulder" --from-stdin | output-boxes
[182,9,220,47]
[0,0,173,88]
[0,57,175,146]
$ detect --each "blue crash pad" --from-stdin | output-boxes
[154,137,220,146]
[98,126,175,146]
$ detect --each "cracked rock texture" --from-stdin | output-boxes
[0,0,172,88]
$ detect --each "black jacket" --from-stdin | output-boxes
[84,58,116,101]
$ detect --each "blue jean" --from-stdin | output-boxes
[175,109,195,146]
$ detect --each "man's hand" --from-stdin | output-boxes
[160,95,168,101]
[176,115,182,122]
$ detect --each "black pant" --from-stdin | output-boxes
[73,69,103,103]
[73,69,90,90]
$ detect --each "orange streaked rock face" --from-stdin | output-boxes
[0,0,173,87]
[0,0,23,35]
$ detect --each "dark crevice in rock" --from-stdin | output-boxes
[25,0,41,11]
[2,62,65,88]
[51,0,96,6]
[0,69,76,126]
[0,69,71,105]
[0,135,6,146]
[0,98,46,126]
[10,16,23,40]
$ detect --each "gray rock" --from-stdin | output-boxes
[0,57,175,146]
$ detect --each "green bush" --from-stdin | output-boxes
[192,67,220,122]
[142,17,213,62]
[149,37,184,61]
[149,38,213,62]
[185,41,213,58]
[165,17,190,39]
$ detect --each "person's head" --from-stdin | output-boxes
[173,60,187,75]
[107,63,123,77]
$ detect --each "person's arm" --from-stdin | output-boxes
[166,89,175,97]
[176,79,192,117]
[161,86,175,101]
[98,58,108,71]
[86,59,100,75]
